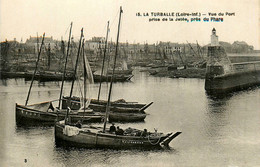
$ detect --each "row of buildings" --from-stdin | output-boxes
[0,35,255,72]
[2,35,254,56]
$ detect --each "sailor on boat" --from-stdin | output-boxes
[115,126,124,135]
[141,129,148,137]
[109,123,116,133]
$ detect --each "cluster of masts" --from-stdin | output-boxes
[16,6,182,150]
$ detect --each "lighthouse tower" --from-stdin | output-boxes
[211,28,219,46]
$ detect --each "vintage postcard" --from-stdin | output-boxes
[0,0,259,166]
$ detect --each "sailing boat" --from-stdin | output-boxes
[93,30,133,82]
[15,26,103,126]
[61,97,152,122]
[107,58,133,75]
[54,7,181,149]
[61,21,152,122]
[93,59,133,82]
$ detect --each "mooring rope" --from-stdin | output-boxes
[147,133,162,145]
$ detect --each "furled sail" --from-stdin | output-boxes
[122,59,128,70]
[73,46,94,111]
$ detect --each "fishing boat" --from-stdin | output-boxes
[93,36,133,83]
[15,25,104,125]
[62,90,153,122]
[61,98,150,122]
[107,59,133,75]
[62,96,153,111]
[0,69,73,82]
[55,7,181,149]
[55,121,181,149]
[16,102,102,125]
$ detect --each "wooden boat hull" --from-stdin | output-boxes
[0,71,32,80]
[61,98,148,122]
[16,106,59,125]
[36,73,74,82]
[108,112,146,122]
[16,103,103,125]
[54,123,177,149]
[62,97,148,111]
[90,99,146,109]
[62,97,146,109]
[93,74,133,82]
[89,103,145,113]
[107,69,133,75]
[0,71,74,81]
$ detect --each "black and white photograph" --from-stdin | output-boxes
[0,0,259,166]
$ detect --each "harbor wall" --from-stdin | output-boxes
[205,46,260,94]
[229,54,260,63]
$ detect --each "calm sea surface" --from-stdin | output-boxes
[0,69,260,167]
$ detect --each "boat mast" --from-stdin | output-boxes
[25,33,45,106]
[196,40,203,59]
[170,50,176,65]
[69,28,84,98]
[177,48,185,66]
[65,28,84,124]
[82,39,86,113]
[106,38,113,82]
[47,43,51,69]
[103,7,123,132]
[186,41,199,57]
[58,22,73,109]
[97,21,110,101]
[37,32,39,55]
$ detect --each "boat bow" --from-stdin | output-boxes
[160,132,182,146]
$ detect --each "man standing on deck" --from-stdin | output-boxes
[109,123,116,133]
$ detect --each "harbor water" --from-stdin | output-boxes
[0,69,260,167]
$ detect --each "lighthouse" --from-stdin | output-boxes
[211,28,219,46]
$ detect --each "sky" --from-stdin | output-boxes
[0,0,259,49]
